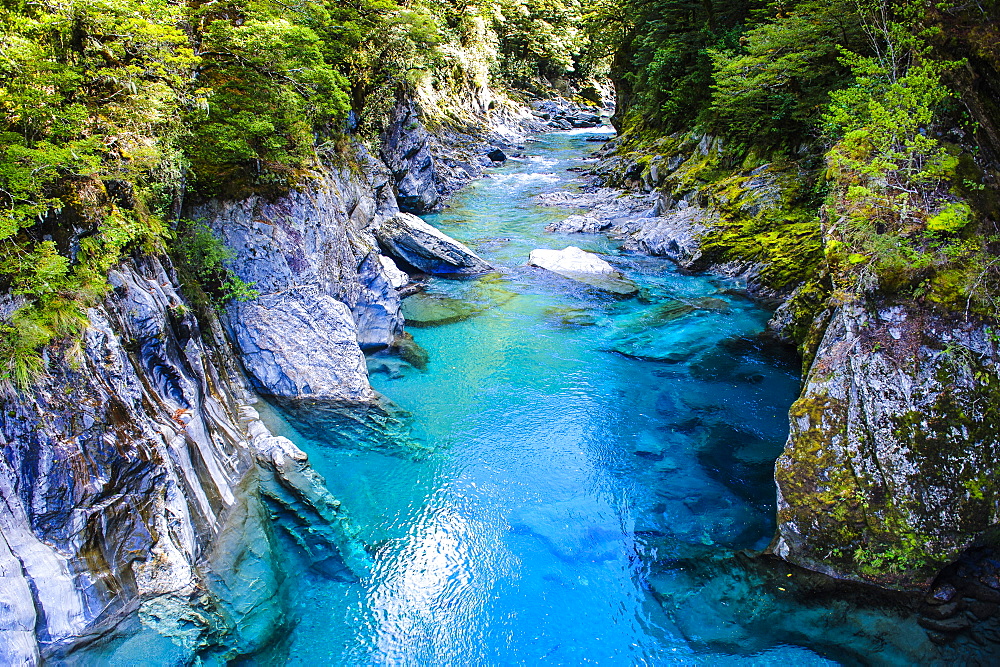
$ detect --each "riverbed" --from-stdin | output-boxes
[262,128,935,665]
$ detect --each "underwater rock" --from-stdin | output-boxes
[401,292,484,327]
[376,212,494,276]
[390,332,430,369]
[543,306,604,328]
[270,397,431,461]
[232,286,375,403]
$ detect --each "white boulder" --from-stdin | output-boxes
[378,254,410,289]
[528,246,619,275]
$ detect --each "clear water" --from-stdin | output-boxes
[261,129,937,665]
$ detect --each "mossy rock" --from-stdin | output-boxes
[401,293,483,327]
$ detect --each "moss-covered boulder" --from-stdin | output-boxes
[772,301,1000,590]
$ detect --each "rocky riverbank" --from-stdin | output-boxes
[556,130,1000,606]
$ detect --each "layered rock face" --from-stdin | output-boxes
[0,257,367,663]
[195,152,405,400]
[772,302,1000,589]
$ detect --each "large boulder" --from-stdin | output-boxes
[231,287,374,402]
[375,212,493,276]
[772,302,1000,590]
[528,246,619,275]
[528,246,638,296]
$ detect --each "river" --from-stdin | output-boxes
[261,128,933,665]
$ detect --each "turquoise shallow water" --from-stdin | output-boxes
[262,130,936,665]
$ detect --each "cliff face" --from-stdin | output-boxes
[196,149,401,403]
[0,256,369,663]
[773,302,1000,589]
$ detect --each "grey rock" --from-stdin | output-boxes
[615,206,711,267]
[545,214,610,234]
[197,151,402,352]
[772,302,1000,589]
[375,212,493,276]
[528,246,619,275]
[381,102,439,213]
[231,287,374,402]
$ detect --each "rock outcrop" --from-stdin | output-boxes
[380,100,538,215]
[375,212,494,276]
[0,257,369,663]
[528,97,605,129]
[231,287,374,401]
[197,150,405,357]
[772,302,1000,590]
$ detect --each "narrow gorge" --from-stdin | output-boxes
[2,0,1000,663]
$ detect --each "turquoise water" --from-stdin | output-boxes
[263,129,935,665]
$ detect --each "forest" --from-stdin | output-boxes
[1,0,998,387]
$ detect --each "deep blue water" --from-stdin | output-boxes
[260,130,936,665]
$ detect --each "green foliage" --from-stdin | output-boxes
[0,0,192,388]
[174,222,258,306]
[185,3,351,194]
[927,201,973,233]
[708,0,861,146]
[817,0,997,312]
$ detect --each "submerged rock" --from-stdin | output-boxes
[401,292,483,327]
[376,212,494,276]
[270,397,431,460]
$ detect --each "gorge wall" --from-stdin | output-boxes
[553,127,1000,592]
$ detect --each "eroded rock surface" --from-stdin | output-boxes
[772,302,1000,590]
[232,287,374,402]
[197,152,405,356]
[0,257,371,663]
